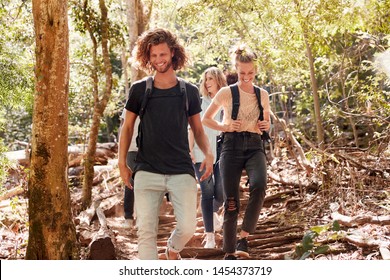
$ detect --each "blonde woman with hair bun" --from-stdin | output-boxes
[202,44,271,260]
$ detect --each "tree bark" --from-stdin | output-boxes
[304,37,325,149]
[125,0,150,82]
[27,0,79,259]
[121,48,129,99]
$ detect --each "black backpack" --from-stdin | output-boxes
[136,76,188,148]
[230,84,271,143]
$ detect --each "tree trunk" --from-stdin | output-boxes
[82,109,100,208]
[81,0,113,209]
[304,38,325,149]
[125,0,150,82]
[293,0,325,149]
[340,55,359,147]
[121,48,129,100]
[27,0,79,260]
[125,0,139,82]
[126,0,138,48]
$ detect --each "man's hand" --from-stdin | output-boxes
[119,163,133,189]
[190,150,195,164]
[189,113,214,181]
[198,153,214,182]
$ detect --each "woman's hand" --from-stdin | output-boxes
[257,120,270,131]
[224,120,242,132]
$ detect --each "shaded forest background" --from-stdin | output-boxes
[0,0,389,260]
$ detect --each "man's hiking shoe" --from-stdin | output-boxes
[224,254,237,260]
[123,219,134,230]
[236,238,249,258]
[165,247,181,260]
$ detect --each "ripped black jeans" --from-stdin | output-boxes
[219,132,267,254]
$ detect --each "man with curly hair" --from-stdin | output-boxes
[118,28,214,260]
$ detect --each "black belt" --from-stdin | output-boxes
[224,131,260,137]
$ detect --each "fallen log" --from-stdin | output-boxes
[255,244,295,254]
[267,170,319,190]
[0,186,25,202]
[261,188,296,205]
[88,206,116,260]
[68,143,118,168]
[249,232,303,247]
[251,225,304,238]
[75,200,100,227]
[4,150,30,166]
[331,211,390,226]
[344,234,390,249]
[68,142,117,155]
[96,192,123,217]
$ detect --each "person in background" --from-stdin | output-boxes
[202,44,271,260]
[188,67,227,248]
[119,109,138,230]
[118,28,214,260]
[225,71,238,86]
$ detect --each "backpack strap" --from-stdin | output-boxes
[230,84,240,120]
[254,85,271,143]
[178,77,189,117]
[139,76,153,120]
[136,76,153,148]
[254,85,264,121]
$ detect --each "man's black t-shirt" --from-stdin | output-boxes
[125,78,201,177]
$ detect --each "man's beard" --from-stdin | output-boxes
[152,61,172,73]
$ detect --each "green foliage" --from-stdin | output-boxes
[0,108,32,148]
[0,1,34,147]
[0,58,34,107]
[68,0,127,143]
[150,0,238,81]
[0,1,34,109]
[0,139,11,188]
[1,0,389,149]
[291,221,343,259]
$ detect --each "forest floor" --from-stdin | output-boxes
[1,143,390,260]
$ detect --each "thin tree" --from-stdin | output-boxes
[292,0,325,149]
[27,0,79,259]
[81,0,113,209]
